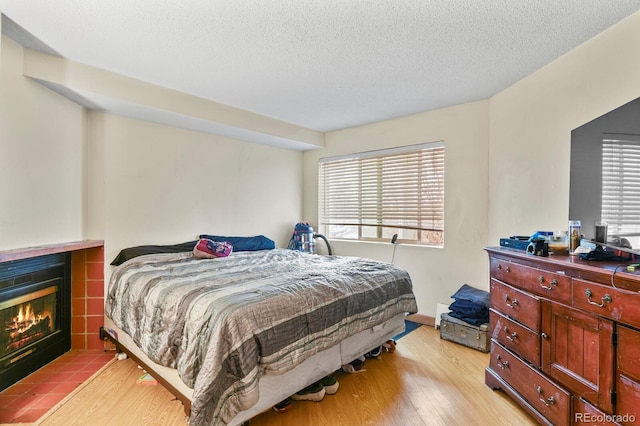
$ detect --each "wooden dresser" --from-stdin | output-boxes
[485,247,640,426]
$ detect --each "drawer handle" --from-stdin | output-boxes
[536,386,556,406]
[497,264,510,272]
[585,289,612,308]
[539,276,558,290]
[496,354,509,369]
[504,295,519,308]
[503,326,518,341]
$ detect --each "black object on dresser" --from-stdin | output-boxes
[485,247,640,426]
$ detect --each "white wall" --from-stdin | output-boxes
[87,112,303,269]
[0,36,86,249]
[4,11,640,319]
[0,33,304,286]
[303,101,490,316]
[488,12,640,244]
[303,11,640,318]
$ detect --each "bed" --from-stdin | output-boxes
[103,243,418,426]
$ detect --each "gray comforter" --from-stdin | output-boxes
[105,248,417,425]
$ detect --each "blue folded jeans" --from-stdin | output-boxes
[448,299,487,317]
[448,311,489,326]
[450,284,490,308]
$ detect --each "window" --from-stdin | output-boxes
[602,134,640,237]
[318,142,445,246]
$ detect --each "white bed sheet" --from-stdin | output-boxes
[103,313,406,425]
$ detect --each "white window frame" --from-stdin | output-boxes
[602,133,640,238]
[318,141,445,246]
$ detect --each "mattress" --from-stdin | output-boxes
[103,313,406,425]
[104,248,417,424]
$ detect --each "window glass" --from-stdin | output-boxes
[602,134,640,238]
[318,142,445,246]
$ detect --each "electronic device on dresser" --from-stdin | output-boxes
[485,247,640,426]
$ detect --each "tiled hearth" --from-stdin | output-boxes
[0,350,113,423]
[0,241,108,424]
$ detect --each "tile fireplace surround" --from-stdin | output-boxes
[0,240,108,423]
[0,240,106,351]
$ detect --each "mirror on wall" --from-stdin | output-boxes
[569,97,640,253]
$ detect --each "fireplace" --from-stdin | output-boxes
[0,253,71,391]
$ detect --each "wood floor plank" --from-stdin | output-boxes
[40,325,535,425]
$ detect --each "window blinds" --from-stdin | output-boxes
[318,142,444,244]
[602,134,640,236]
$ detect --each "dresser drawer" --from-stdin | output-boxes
[490,278,541,332]
[574,398,621,425]
[572,279,640,328]
[490,258,571,305]
[618,325,640,381]
[616,374,640,425]
[490,309,540,367]
[617,375,640,425]
[490,342,571,426]
[613,325,640,424]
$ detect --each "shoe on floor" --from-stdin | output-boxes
[273,398,292,412]
[290,381,326,402]
[383,339,397,352]
[342,356,366,373]
[319,375,339,395]
[365,345,383,358]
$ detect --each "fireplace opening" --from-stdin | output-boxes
[0,253,70,391]
[2,282,58,357]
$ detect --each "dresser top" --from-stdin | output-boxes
[485,246,640,293]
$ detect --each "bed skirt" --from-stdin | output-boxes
[103,313,406,425]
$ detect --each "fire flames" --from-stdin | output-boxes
[6,303,53,341]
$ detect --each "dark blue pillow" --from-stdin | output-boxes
[198,234,275,252]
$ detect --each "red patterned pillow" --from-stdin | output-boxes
[193,238,233,258]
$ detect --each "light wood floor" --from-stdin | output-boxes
[40,326,536,426]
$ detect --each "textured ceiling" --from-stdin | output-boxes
[1,1,640,132]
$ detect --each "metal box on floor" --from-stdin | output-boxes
[439,313,490,353]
